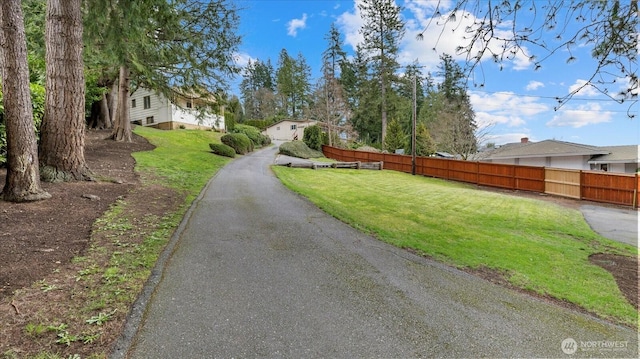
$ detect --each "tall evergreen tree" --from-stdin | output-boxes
[39,0,90,181]
[345,45,379,143]
[318,23,349,145]
[293,52,311,118]
[0,0,50,201]
[429,54,478,160]
[84,0,241,141]
[276,50,311,119]
[358,0,405,147]
[241,59,277,120]
[276,49,295,117]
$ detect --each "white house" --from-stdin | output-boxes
[262,119,317,141]
[129,88,225,131]
[482,138,639,173]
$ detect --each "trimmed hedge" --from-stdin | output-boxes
[279,141,324,159]
[232,124,271,147]
[221,133,253,154]
[209,143,236,158]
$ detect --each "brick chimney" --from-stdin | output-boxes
[521,137,529,143]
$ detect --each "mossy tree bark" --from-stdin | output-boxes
[0,0,51,202]
[39,0,91,182]
[111,65,132,142]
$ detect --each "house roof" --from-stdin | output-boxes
[264,119,317,129]
[588,145,639,164]
[486,140,609,160]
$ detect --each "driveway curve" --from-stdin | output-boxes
[116,145,637,358]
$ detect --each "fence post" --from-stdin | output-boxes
[633,172,640,208]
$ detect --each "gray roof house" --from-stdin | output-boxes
[482,138,639,174]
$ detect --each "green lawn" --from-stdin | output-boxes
[272,166,638,326]
[133,126,230,202]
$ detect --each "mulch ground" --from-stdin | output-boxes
[0,129,153,300]
[0,130,637,356]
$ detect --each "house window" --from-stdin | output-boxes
[143,96,151,109]
[600,164,608,172]
[276,126,280,131]
[290,124,297,130]
[131,99,136,108]
[186,101,192,109]
[146,116,154,124]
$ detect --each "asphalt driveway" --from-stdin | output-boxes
[580,205,638,247]
[112,145,637,358]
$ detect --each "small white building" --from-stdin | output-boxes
[129,88,225,131]
[262,119,317,141]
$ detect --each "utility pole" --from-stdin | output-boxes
[411,75,417,175]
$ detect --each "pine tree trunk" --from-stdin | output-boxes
[0,0,50,202]
[107,80,118,128]
[39,0,90,182]
[111,65,132,142]
[96,93,111,129]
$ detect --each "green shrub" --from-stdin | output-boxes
[303,125,325,151]
[221,133,253,154]
[244,119,272,130]
[209,143,236,158]
[232,124,271,147]
[279,141,324,159]
[383,118,407,153]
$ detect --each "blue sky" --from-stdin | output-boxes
[233,0,639,147]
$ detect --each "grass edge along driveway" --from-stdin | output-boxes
[272,166,638,327]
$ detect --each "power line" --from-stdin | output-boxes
[469,89,638,104]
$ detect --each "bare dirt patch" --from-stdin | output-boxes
[0,129,184,357]
[0,129,152,300]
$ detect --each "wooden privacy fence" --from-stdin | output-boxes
[322,145,639,208]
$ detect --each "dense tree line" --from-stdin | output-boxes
[240,0,476,157]
[0,0,241,202]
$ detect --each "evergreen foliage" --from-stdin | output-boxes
[221,133,253,155]
[302,125,325,151]
[209,143,236,158]
[279,141,323,159]
[383,118,407,153]
[415,123,436,157]
[358,0,405,146]
[232,124,271,147]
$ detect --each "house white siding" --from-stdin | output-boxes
[518,157,546,167]
[129,88,225,131]
[263,120,317,141]
[549,155,590,170]
[130,88,172,126]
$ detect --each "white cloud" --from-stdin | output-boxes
[469,91,549,128]
[525,81,544,91]
[338,0,534,76]
[484,132,532,146]
[287,13,308,37]
[568,79,599,97]
[475,111,525,129]
[397,4,533,74]
[546,103,614,128]
[336,1,364,50]
[234,52,254,67]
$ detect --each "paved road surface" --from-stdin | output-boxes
[113,145,637,358]
[580,205,638,247]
